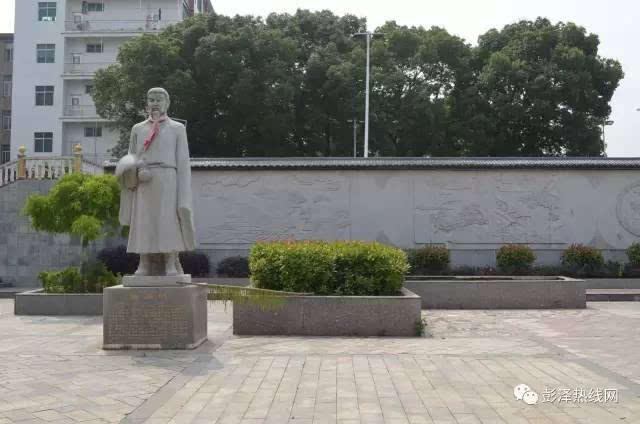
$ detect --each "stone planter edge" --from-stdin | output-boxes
[14,289,103,315]
[233,287,422,337]
[404,276,586,309]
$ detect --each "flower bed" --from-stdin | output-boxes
[233,287,422,336]
[404,276,586,309]
[15,289,103,315]
[233,240,421,336]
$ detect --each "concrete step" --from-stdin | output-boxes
[586,289,640,301]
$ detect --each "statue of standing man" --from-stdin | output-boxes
[115,88,196,278]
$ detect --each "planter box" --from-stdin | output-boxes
[404,276,585,309]
[14,289,103,315]
[233,288,422,336]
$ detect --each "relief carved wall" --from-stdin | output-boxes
[413,173,572,244]
[616,181,640,237]
[191,169,637,252]
[197,173,351,244]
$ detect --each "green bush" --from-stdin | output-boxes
[561,244,604,272]
[39,261,119,293]
[496,244,536,274]
[407,246,450,274]
[249,240,408,296]
[97,245,139,275]
[216,256,250,277]
[626,243,640,267]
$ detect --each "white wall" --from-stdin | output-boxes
[65,0,183,28]
[65,37,121,68]
[12,0,186,161]
[191,167,640,267]
[63,122,118,162]
[11,0,66,159]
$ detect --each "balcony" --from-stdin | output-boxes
[61,105,109,122]
[63,19,180,35]
[63,62,112,78]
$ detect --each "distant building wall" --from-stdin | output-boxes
[0,33,13,163]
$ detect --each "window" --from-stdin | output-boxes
[35,86,54,106]
[36,44,55,63]
[2,75,11,97]
[84,126,102,137]
[34,132,53,153]
[2,110,10,130]
[86,43,103,53]
[71,96,80,106]
[38,2,57,21]
[87,2,104,12]
[1,145,9,164]
[85,85,93,94]
[72,54,81,64]
[4,46,12,63]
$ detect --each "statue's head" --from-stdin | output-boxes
[146,87,170,117]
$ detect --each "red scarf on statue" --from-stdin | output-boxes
[143,115,167,151]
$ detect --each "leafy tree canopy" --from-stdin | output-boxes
[93,13,623,157]
[23,174,121,245]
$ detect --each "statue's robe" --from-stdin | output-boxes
[116,117,196,253]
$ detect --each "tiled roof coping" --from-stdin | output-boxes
[104,157,640,170]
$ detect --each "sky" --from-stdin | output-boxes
[1,0,638,156]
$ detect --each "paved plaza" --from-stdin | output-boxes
[1,299,639,424]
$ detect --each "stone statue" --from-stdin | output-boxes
[115,88,196,277]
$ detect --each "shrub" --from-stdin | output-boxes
[561,244,604,272]
[39,261,118,293]
[496,244,536,274]
[216,256,250,277]
[627,243,640,267]
[97,245,139,275]
[97,246,210,276]
[179,251,210,277]
[23,173,121,246]
[250,240,408,296]
[407,246,450,274]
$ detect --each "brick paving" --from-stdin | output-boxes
[1,300,639,423]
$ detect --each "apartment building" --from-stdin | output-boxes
[0,34,12,164]
[10,1,212,164]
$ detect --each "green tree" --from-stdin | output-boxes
[94,11,367,157]
[466,18,623,156]
[93,13,623,158]
[23,174,121,249]
[368,22,472,156]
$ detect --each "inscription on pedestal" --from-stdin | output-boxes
[106,305,188,339]
[103,285,207,350]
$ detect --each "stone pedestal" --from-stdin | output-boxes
[122,274,192,287]
[103,284,207,350]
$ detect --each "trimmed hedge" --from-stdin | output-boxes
[97,245,210,277]
[97,245,139,275]
[216,256,250,277]
[179,251,210,277]
[250,240,408,296]
[39,261,119,293]
[496,244,536,274]
[627,243,640,267]
[407,246,450,274]
[562,244,604,272]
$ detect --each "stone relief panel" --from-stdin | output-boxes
[616,181,640,237]
[198,173,351,244]
[414,173,572,244]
